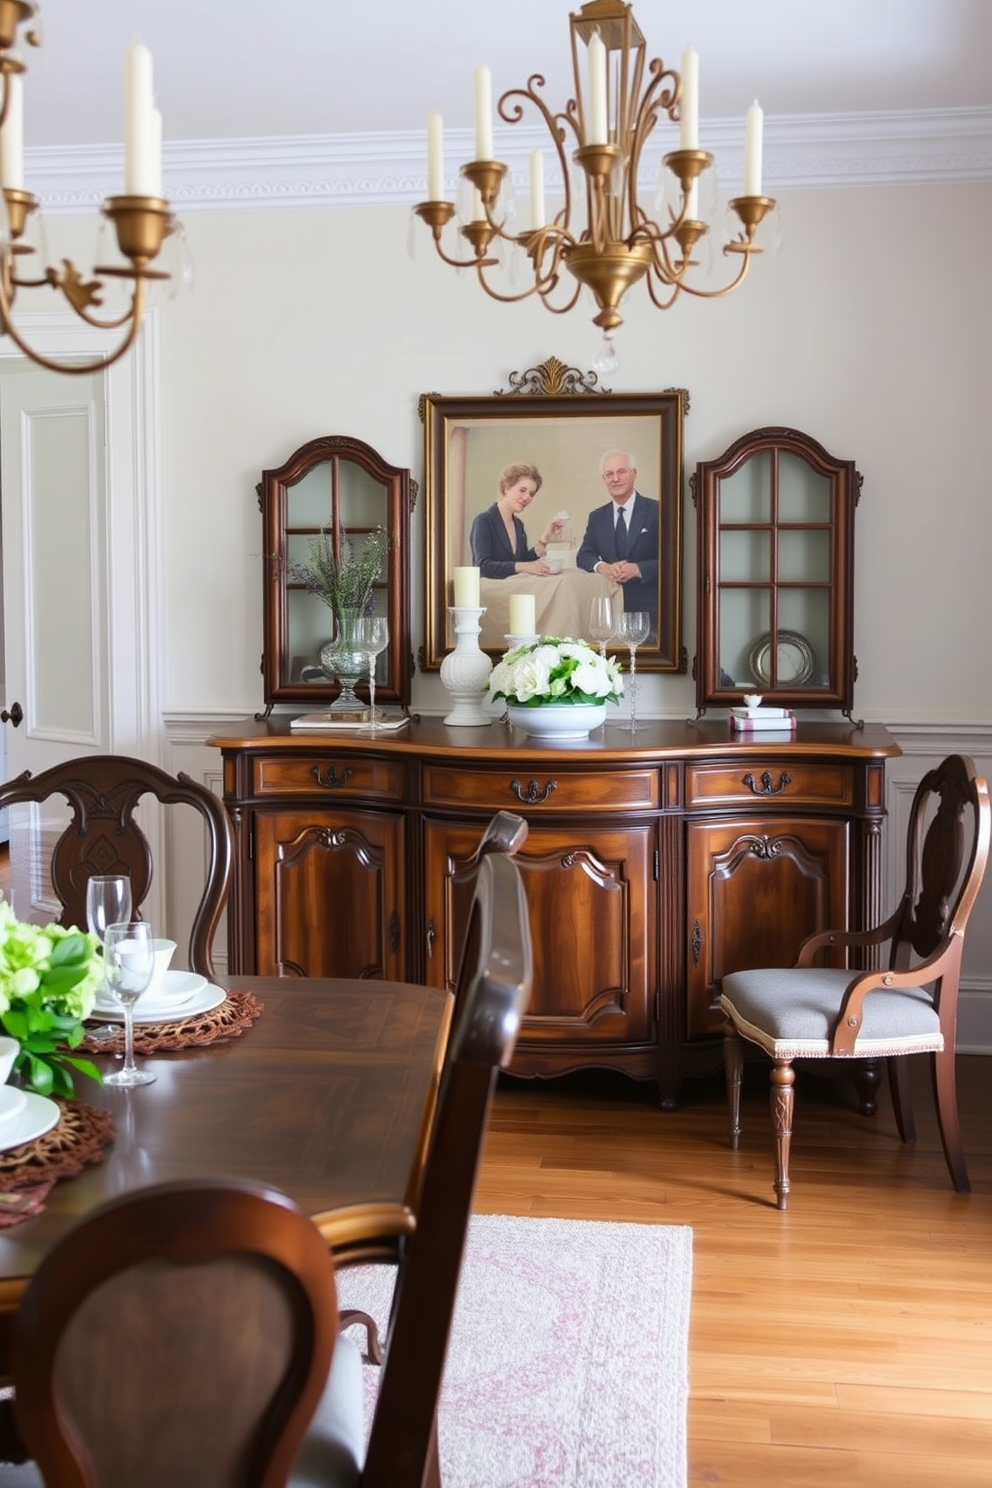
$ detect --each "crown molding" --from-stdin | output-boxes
[27,108,992,216]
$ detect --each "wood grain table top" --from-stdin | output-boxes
[0,977,450,1343]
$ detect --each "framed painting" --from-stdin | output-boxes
[421,361,687,672]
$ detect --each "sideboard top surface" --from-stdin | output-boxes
[207,716,901,763]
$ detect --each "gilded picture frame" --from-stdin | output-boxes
[421,363,686,672]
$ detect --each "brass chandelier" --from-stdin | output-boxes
[0,0,179,375]
[415,0,776,350]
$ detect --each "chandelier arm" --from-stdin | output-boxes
[428,234,499,273]
[498,79,576,225]
[0,271,145,374]
[669,251,753,300]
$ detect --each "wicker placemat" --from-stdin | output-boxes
[0,1101,115,1228]
[79,989,265,1056]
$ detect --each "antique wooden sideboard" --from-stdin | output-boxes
[208,717,900,1105]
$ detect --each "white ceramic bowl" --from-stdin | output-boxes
[0,1036,18,1085]
[147,938,178,999]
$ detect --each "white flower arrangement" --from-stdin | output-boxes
[489,637,624,708]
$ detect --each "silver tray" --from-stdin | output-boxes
[748,630,816,687]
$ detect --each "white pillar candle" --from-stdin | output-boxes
[744,100,764,195]
[586,32,608,145]
[509,593,536,636]
[149,105,163,198]
[453,566,481,607]
[679,47,698,150]
[685,179,698,219]
[124,40,157,195]
[529,149,545,229]
[470,185,485,223]
[473,64,493,160]
[427,107,444,199]
[0,71,23,191]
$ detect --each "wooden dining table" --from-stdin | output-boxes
[0,977,451,1370]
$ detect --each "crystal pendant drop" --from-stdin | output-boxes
[593,332,619,377]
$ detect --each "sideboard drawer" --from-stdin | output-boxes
[421,763,660,813]
[253,755,405,801]
[685,761,854,810]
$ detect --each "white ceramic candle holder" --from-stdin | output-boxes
[504,632,540,650]
[440,607,494,726]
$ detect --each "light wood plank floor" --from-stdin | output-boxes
[474,1054,992,1487]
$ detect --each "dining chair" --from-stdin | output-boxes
[720,753,990,1209]
[0,1178,365,1488]
[0,755,233,982]
[295,844,534,1488]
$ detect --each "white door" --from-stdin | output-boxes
[0,313,163,924]
[0,367,111,916]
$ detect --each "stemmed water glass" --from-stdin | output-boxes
[102,921,156,1088]
[86,875,132,991]
[618,610,650,731]
[588,595,616,658]
[357,615,390,732]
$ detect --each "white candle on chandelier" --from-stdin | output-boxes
[686,179,698,220]
[679,46,698,150]
[427,107,444,199]
[0,71,23,191]
[744,100,764,196]
[586,31,608,145]
[124,40,158,195]
[149,104,163,198]
[529,149,545,229]
[453,566,481,608]
[473,64,493,160]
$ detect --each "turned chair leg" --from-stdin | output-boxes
[769,1060,796,1210]
[931,1045,970,1193]
[724,1032,745,1150]
[888,1054,917,1143]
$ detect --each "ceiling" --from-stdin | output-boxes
[18,0,992,150]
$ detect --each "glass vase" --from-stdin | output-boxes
[318,608,367,713]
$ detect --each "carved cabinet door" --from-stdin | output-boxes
[422,818,656,1053]
[252,807,405,979]
[685,815,850,1040]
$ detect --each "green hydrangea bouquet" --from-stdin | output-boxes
[0,901,103,1097]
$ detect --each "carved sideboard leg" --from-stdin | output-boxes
[770,1061,795,1210]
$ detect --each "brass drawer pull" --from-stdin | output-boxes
[742,770,792,797]
[510,778,558,805]
[311,765,354,789]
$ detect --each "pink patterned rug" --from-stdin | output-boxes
[336,1213,692,1488]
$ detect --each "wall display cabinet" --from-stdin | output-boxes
[257,435,414,715]
[209,718,898,1105]
[691,427,861,718]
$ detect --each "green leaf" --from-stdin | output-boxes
[59,1054,102,1085]
[17,1049,54,1098]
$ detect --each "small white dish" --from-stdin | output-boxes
[94,969,207,1018]
[0,1036,18,1085]
[91,982,225,1026]
[0,1084,27,1128]
[0,1091,60,1154]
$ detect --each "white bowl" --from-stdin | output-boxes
[0,1036,18,1085]
[147,938,177,999]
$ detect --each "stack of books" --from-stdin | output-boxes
[289,711,409,733]
[729,704,796,735]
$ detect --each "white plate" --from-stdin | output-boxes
[0,1084,26,1128]
[90,983,227,1025]
[0,1091,60,1153]
[94,969,207,1019]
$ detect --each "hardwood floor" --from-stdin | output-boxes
[474,1054,992,1486]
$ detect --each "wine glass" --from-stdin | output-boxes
[357,615,390,732]
[86,875,132,991]
[588,595,616,658]
[617,610,650,731]
[102,921,156,1088]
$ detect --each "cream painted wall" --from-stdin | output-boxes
[150,180,992,724]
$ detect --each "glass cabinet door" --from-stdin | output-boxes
[258,435,413,713]
[692,427,859,716]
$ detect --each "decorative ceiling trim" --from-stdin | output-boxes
[28,108,992,216]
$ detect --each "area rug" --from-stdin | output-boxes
[336,1213,693,1488]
